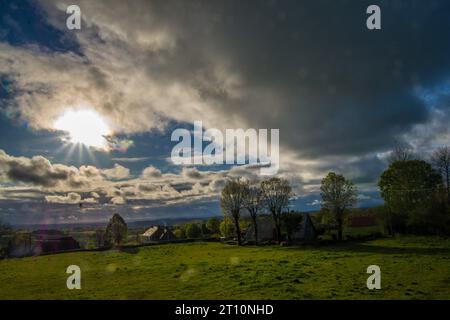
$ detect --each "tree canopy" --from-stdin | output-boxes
[261,177,294,243]
[220,178,249,245]
[320,172,357,240]
[379,160,441,214]
[105,213,128,247]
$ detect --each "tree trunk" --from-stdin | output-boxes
[337,218,343,241]
[270,210,282,244]
[446,167,450,205]
[251,216,258,246]
[233,215,242,246]
[275,219,282,244]
[388,210,393,236]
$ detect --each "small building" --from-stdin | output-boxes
[33,236,80,255]
[142,225,176,242]
[292,213,317,241]
[244,213,317,243]
[7,230,80,258]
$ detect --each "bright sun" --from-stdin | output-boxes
[54,109,110,148]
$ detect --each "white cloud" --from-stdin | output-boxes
[110,196,126,205]
[142,165,162,178]
[45,192,81,204]
[102,164,130,180]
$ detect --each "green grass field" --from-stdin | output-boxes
[0,236,449,299]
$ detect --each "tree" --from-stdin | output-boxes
[261,177,293,244]
[243,185,263,245]
[173,228,185,239]
[0,219,12,235]
[219,218,235,237]
[105,213,128,248]
[220,178,248,245]
[431,146,450,205]
[282,211,303,243]
[206,217,221,235]
[388,144,415,164]
[379,160,442,233]
[185,223,202,239]
[7,231,33,257]
[320,172,357,241]
[200,223,209,236]
[94,229,105,248]
[315,207,334,225]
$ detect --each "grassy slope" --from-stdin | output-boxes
[0,236,449,299]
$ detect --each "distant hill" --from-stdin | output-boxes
[11,216,222,232]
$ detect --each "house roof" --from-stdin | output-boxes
[142,226,160,237]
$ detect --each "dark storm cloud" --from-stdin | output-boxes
[0,150,105,189]
[321,154,388,185]
[0,150,70,187]
[4,0,450,160]
[177,0,449,157]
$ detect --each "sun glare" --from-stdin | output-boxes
[54,109,110,149]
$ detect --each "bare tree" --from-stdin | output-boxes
[388,144,415,164]
[431,146,450,204]
[320,172,357,241]
[220,178,248,245]
[261,178,293,244]
[243,185,263,245]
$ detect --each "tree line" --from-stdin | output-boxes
[220,173,358,245]
[378,146,450,235]
[220,145,450,243]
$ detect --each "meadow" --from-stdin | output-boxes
[0,236,449,300]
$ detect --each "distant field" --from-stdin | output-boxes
[0,236,449,299]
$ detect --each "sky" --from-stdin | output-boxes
[1,0,450,225]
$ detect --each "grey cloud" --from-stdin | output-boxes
[102,164,130,180]
[0,150,81,188]
[45,192,81,204]
[142,165,162,178]
[3,0,448,161]
[181,167,203,179]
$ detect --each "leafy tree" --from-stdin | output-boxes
[220,178,248,245]
[200,223,209,236]
[185,223,202,239]
[431,146,450,205]
[407,197,450,235]
[7,232,32,257]
[94,229,106,248]
[105,213,128,247]
[315,207,334,225]
[379,160,441,233]
[173,228,185,239]
[261,177,294,244]
[206,217,221,235]
[219,218,235,238]
[0,219,12,235]
[371,205,393,235]
[282,211,303,243]
[243,185,263,245]
[320,172,357,240]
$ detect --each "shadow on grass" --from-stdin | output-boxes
[119,247,140,254]
[285,242,450,256]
